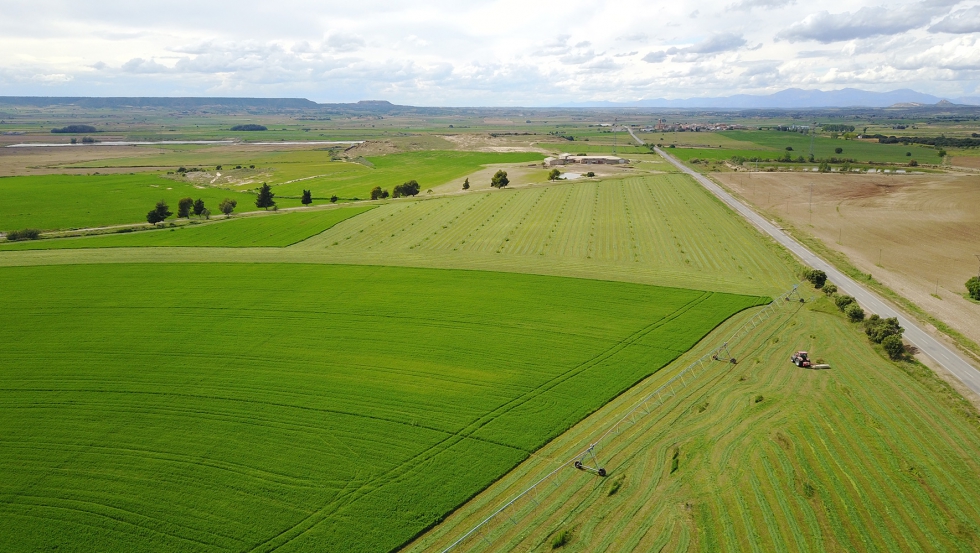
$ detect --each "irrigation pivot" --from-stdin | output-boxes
[439,284,806,553]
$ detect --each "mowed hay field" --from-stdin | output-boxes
[0,263,764,553]
[0,206,374,250]
[715,171,980,349]
[293,174,799,296]
[408,295,980,553]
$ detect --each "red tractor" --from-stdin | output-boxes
[791,351,812,368]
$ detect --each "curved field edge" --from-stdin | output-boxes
[0,206,375,249]
[0,262,765,553]
[405,294,980,553]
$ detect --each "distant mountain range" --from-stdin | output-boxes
[560,88,980,109]
[1,90,978,110]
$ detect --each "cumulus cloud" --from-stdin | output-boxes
[726,0,796,11]
[642,51,667,63]
[776,1,957,43]
[121,58,170,73]
[929,5,980,34]
[326,33,365,52]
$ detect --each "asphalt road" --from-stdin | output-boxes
[653,146,980,395]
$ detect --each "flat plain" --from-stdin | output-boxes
[0,206,374,249]
[714,171,980,350]
[407,293,980,553]
[0,263,762,553]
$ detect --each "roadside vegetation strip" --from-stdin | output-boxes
[0,206,374,250]
[0,262,761,553]
[408,292,980,553]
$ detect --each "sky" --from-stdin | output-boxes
[1,0,979,105]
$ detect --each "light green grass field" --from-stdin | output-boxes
[272,150,544,199]
[0,263,763,553]
[293,174,799,295]
[0,206,373,250]
[408,293,980,553]
[721,130,933,164]
[0,173,296,232]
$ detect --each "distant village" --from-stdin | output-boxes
[592,119,746,132]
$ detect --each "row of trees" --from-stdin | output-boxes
[805,269,907,360]
[147,197,240,224]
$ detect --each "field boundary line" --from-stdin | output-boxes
[438,285,804,552]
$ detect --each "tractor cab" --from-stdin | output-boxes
[791,351,811,368]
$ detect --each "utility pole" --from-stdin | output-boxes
[809,182,813,224]
[809,122,816,160]
[613,117,618,156]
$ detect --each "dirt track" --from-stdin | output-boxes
[716,171,980,348]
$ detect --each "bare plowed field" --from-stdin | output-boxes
[715,171,980,349]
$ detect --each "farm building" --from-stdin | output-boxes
[544,154,628,167]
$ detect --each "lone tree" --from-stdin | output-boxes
[177,197,194,218]
[219,198,238,217]
[370,186,384,200]
[490,170,509,188]
[330,195,339,203]
[301,190,313,205]
[967,276,980,301]
[835,147,843,154]
[193,198,206,217]
[392,180,420,198]
[146,200,172,224]
[255,183,276,209]
[548,168,561,181]
[462,178,470,190]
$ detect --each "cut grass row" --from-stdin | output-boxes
[406,293,980,553]
[295,174,800,295]
[0,206,373,250]
[0,262,764,553]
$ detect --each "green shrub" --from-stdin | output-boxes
[966,277,980,301]
[846,303,865,322]
[5,228,41,241]
[834,295,855,311]
[882,335,905,360]
[823,284,838,295]
[551,529,572,549]
[754,395,764,403]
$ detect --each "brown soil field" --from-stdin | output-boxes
[715,171,980,350]
[951,156,980,170]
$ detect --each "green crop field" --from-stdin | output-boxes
[0,151,541,232]
[721,130,933,164]
[0,173,299,232]
[0,206,373,250]
[0,262,763,553]
[407,293,980,553]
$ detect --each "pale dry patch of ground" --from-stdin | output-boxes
[716,171,980,348]
[439,133,550,154]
